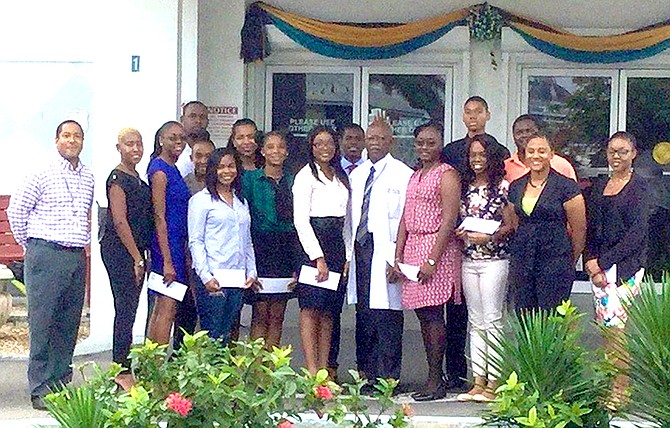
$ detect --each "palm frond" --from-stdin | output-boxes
[618,278,670,425]
[44,386,107,428]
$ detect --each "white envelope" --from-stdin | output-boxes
[258,277,294,294]
[147,272,188,302]
[459,216,501,235]
[398,263,420,282]
[298,265,341,291]
[212,268,247,288]
[604,264,617,285]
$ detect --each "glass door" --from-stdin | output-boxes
[266,66,361,173]
[362,67,453,166]
[619,71,670,280]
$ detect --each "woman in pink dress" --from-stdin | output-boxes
[395,121,462,401]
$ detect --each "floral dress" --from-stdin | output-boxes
[592,267,644,328]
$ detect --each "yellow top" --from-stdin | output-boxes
[521,195,539,216]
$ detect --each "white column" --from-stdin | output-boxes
[468,38,509,148]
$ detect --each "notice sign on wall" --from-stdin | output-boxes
[208,106,239,147]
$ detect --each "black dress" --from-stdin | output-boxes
[508,169,581,311]
[100,169,154,368]
[585,173,650,283]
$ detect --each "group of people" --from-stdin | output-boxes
[7,95,649,410]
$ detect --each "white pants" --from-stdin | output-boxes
[462,258,509,380]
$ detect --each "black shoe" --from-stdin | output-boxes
[412,381,448,402]
[31,395,48,411]
[443,377,468,393]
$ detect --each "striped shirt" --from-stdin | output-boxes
[8,155,95,248]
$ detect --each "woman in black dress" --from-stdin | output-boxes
[585,131,650,407]
[508,132,586,311]
[292,126,350,375]
[101,128,154,390]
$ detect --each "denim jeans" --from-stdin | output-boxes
[194,281,243,344]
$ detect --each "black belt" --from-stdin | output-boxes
[27,238,85,252]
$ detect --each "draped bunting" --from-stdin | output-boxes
[241,2,469,62]
[241,1,670,64]
[506,13,670,63]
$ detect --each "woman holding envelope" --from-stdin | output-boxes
[188,147,258,343]
[146,121,190,345]
[394,121,461,401]
[292,126,350,375]
[584,132,649,408]
[455,134,515,402]
[242,131,300,349]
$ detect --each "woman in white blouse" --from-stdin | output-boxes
[292,126,350,375]
[188,147,258,343]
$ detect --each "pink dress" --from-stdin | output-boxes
[401,163,462,309]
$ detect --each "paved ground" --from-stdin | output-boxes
[0,294,601,423]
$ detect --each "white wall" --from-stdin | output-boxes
[198,0,246,122]
[0,0,198,353]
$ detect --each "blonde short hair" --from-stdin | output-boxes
[117,127,141,143]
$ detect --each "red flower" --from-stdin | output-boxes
[314,385,334,400]
[165,392,192,417]
[277,420,294,428]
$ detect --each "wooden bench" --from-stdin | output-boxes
[0,195,24,266]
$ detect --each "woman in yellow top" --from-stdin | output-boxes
[507,133,586,311]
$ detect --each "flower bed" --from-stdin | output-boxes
[45,332,411,428]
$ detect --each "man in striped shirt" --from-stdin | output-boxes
[8,120,95,411]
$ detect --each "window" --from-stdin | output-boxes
[363,69,451,166]
[522,69,618,177]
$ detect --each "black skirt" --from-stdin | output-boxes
[247,230,299,303]
[297,216,346,314]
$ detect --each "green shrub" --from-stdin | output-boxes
[615,278,670,425]
[45,332,410,428]
[482,301,610,428]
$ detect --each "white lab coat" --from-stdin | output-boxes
[346,154,413,310]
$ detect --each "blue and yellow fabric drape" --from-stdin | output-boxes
[241,2,670,64]
[241,2,469,62]
[506,12,670,63]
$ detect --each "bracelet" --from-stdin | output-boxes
[134,259,145,268]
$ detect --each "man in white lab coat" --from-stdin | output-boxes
[346,117,413,385]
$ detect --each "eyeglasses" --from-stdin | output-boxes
[607,148,632,157]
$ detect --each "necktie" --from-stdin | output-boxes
[356,166,375,244]
[346,163,357,175]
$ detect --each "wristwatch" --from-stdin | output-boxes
[427,258,436,267]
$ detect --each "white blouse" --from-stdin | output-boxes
[292,164,349,261]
